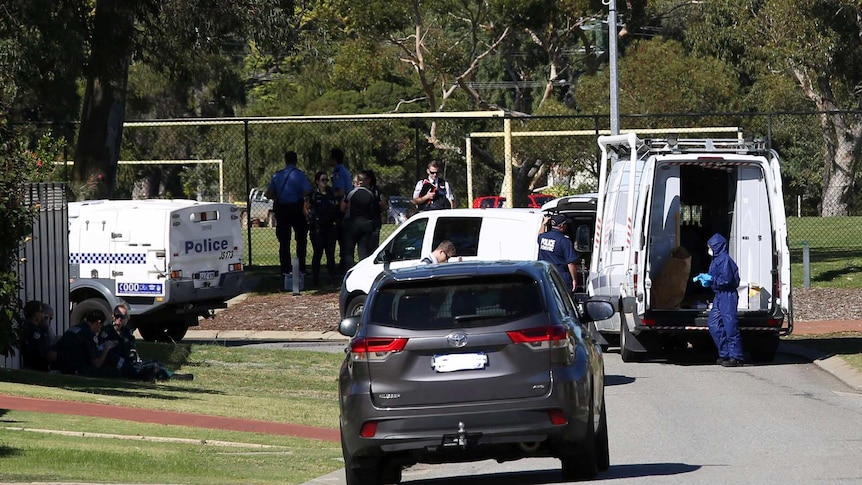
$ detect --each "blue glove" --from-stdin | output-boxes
[692,273,713,287]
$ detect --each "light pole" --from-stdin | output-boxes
[604,0,620,135]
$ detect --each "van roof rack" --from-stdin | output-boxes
[643,138,767,155]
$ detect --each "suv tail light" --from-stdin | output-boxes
[351,337,408,361]
[507,325,568,348]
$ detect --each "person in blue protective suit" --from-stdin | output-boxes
[694,233,744,367]
[537,214,579,293]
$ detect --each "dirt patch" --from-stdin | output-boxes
[199,277,862,333]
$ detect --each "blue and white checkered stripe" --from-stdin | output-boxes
[70,253,147,265]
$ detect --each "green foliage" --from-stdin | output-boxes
[576,38,742,115]
[0,128,65,356]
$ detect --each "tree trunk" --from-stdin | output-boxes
[819,112,862,217]
[71,0,135,201]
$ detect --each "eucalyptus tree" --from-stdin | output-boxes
[60,0,296,200]
[682,0,862,216]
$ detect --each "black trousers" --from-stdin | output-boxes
[274,202,308,274]
[310,223,337,281]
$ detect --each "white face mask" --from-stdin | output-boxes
[707,248,714,256]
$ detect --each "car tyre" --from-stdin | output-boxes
[342,431,384,485]
[560,388,599,481]
[596,397,610,472]
[345,294,367,317]
[747,332,779,362]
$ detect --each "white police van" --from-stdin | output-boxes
[68,199,245,341]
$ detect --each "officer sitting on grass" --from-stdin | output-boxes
[99,303,193,381]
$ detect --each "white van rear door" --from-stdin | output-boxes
[768,153,793,320]
[170,204,242,289]
[732,163,774,310]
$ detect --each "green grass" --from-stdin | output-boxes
[0,344,343,429]
[0,411,341,484]
[242,224,398,268]
[0,344,345,483]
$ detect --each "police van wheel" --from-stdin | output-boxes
[139,320,191,343]
[70,298,111,326]
[345,295,367,317]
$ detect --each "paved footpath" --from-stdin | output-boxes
[2,320,860,443]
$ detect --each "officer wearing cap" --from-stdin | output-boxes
[538,214,580,293]
[55,309,120,377]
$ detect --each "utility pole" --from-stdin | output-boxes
[605,0,620,135]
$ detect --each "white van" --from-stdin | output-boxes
[340,208,545,317]
[590,134,793,362]
[68,199,245,341]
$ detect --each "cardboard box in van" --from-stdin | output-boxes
[340,208,545,317]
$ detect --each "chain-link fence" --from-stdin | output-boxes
[19,111,862,287]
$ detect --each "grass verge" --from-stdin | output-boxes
[0,344,343,428]
[0,344,345,483]
[0,411,342,484]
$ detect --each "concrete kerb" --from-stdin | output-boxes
[779,341,862,392]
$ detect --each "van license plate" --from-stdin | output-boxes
[196,270,218,281]
[432,353,487,373]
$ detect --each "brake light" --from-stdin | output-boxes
[766,318,783,327]
[360,421,378,438]
[507,325,567,344]
[350,337,408,361]
[229,263,243,272]
[548,409,568,425]
[170,270,182,279]
[641,317,656,326]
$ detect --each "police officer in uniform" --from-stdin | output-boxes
[537,214,579,293]
[305,171,339,286]
[20,300,56,371]
[266,150,312,287]
[412,161,454,211]
[55,310,120,378]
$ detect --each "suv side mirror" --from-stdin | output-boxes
[338,316,361,337]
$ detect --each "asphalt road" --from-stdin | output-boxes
[303,348,862,485]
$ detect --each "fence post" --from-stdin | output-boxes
[244,120,252,266]
[802,241,810,288]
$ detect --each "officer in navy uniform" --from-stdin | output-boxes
[99,303,192,380]
[19,300,56,371]
[55,310,120,378]
[305,171,339,286]
[412,161,454,211]
[537,214,580,293]
[266,150,312,287]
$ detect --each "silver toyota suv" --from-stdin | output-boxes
[337,260,615,484]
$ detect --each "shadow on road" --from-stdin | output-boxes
[404,462,701,484]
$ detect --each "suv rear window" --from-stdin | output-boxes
[369,276,544,330]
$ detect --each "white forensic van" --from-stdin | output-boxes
[68,199,245,341]
[589,134,793,362]
[340,208,545,317]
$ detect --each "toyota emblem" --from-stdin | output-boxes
[447,332,468,348]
